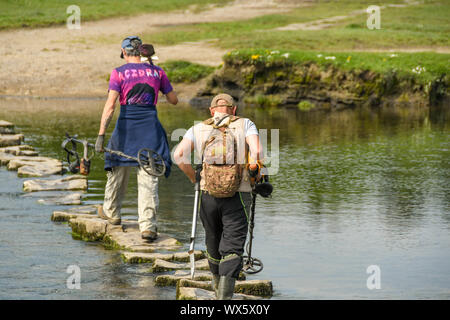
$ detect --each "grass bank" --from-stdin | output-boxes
[225,49,449,84]
[146,0,450,51]
[0,0,230,29]
[192,49,448,109]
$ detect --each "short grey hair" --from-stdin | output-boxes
[124,38,142,57]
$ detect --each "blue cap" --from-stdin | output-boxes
[120,36,142,58]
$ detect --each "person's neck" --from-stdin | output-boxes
[125,57,141,64]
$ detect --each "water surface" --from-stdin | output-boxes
[0,97,449,299]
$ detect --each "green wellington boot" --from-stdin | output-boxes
[211,274,220,298]
[217,276,236,300]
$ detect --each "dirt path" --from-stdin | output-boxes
[275,0,421,31]
[0,0,301,99]
[0,0,447,100]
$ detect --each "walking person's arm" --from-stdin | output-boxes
[246,134,264,179]
[165,90,178,105]
[96,90,119,152]
[174,137,196,183]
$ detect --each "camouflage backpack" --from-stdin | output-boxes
[202,116,242,198]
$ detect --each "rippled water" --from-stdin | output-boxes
[0,97,449,299]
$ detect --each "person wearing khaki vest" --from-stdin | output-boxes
[174,93,263,299]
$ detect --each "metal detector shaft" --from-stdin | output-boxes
[242,190,263,274]
[247,192,257,258]
[188,165,202,279]
[67,136,136,162]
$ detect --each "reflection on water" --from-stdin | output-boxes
[0,97,449,299]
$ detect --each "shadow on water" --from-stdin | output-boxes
[0,96,449,299]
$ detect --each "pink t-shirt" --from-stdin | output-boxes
[108,63,173,106]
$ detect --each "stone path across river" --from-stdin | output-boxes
[1,119,274,300]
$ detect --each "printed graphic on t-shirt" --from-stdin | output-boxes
[108,63,173,106]
[126,83,155,105]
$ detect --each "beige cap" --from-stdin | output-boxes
[210,93,235,108]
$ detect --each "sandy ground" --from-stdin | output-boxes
[0,0,301,100]
[0,0,447,101]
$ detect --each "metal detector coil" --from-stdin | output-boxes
[62,133,166,177]
[137,148,166,177]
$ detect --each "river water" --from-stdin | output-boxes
[0,97,449,299]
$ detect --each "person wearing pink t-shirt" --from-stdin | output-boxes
[95,36,178,241]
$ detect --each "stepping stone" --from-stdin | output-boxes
[154,270,246,287]
[155,270,214,287]
[121,250,204,264]
[0,145,36,156]
[8,157,61,170]
[121,252,175,264]
[51,205,99,222]
[176,279,273,297]
[17,163,63,177]
[67,216,182,252]
[107,221,182,252]
[177,287,262,300]
[69,216,115,241]
[151,258,209,273]
[37,192,83,205]
[6,156,63,177]
[0,134,24,147]
[0,153,47,166]
[0,152,17,165]
[172,251,205,263]
[23,175,87,192]
[0,120,15,134]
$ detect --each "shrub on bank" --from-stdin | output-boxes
[159,60,216,83]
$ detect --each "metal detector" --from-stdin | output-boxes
[242,176,273,275]
[61,133,166,177]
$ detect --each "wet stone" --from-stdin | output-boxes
[177,279,273,298]
[151,258,209,273]
[121,250,204,264]
[23,175,87,192]
[66,214,182,252]
[121,252,175,264]
[154,270,246,287]
[177,287,262,300]
[0,120,15,134]
[37,192,83,205]
[176,279,273,297]
[0,145,36,156]
[154,270,214,287]
[7,156,63,177]
[0,134,24,147]
[51,205,100,222]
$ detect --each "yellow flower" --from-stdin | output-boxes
[346,56,352,63]
[251,54,260,60]
[383,58,387,62]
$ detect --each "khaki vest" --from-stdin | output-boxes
[191,117,253,193]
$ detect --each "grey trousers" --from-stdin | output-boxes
[102,166,159,233]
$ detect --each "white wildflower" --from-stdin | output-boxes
[281,53,290,58]
[317,54,323,58]
[412,65,426,74]
[325,56,336,60]
[271,50,280,54]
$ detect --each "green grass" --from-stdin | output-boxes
[0,0,231,29]
[225,49,449,84]
[145,0,450,51]
[159,60,216,83]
